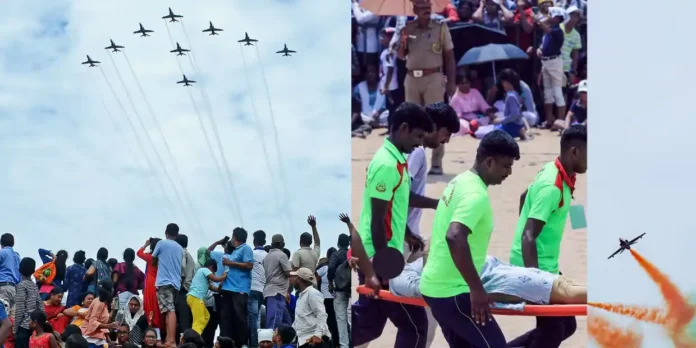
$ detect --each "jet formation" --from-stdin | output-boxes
[608,233,646,259]
[84,7,297,86]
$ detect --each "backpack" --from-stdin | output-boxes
[334,260,351,292]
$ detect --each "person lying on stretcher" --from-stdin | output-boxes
[389,255,587,305]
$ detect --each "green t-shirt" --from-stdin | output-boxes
[510,161,571,274]
[358,138,411,258]
[419,171,493,298]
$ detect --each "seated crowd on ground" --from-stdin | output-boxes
[0,215,352,348]
[352,0,587,145]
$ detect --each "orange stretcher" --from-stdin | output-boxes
[356,286,587,317]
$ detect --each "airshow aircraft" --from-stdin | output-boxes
[237,32,258,46]
[608,233,646,259]
[177,75,196,87]
[170,42,190,56]
[276,44,296,57]
[133,23,154,37]
[105,39,124,53]
[81,55,100,67]
[162,8,183,22]
[202,22,223,35]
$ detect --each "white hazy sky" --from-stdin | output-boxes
[0,1,350,268]
[588,0,696,346]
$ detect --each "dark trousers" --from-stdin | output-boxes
[176,289,193,336]
[506,316,577,348]
[220,290,249,348]
[352,272,428,348]
[15,327,31,348]
[424,293,507,348]
[324,298,339,347]
[298,335,332,348]
[202,306,219,348]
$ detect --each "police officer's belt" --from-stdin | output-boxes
[407,67,441,78]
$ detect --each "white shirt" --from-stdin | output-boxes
[251,248,268,293]
[352,2,381,53]
[293,286,331,343]
[406,147,428,236]
[380,49,399,92]
[315,265,333,299]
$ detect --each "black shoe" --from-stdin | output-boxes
[428,166,443,175]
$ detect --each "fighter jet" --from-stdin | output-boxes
[133,23,154,37]
[170,42,190,56]
[237,32,258,46]
[177,74,196,87]
[105,39,125,53]
[202,22,223,36]
[162,7,183,22]
[276,44,296,57]
[81,55,100,67]
[608,233,646,259]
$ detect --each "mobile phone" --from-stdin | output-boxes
[222,236,230,244]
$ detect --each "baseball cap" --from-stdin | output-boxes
[258,329,273,343]
[577,80,588,93]
[271,234,284,244]
[548,7,567,20]
[566,5,582,16]
[290,267,316,285]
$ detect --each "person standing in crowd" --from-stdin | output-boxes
[561,6,583,104]
[84,248,112,295]
[508,125,587,348]
[315,250,337,348]
[351,0,383,68]
[175,234,195,334]
[472,0,514,31]
[327,234,350,348]
[136,238,162,329]
[398,0,456,175]
[0,233,20,309]
[535,7,566,128]
[291,268,331,348]
[420,130,520,347]
[14,257,44,348]
[112,248,145,309]
[292,216,321,273]
[379,27,402,132]
[37,249,69,290]
[249,231,268,348]
[352,103,438,348]
[64,251,87,308]
[220,228,254,348]
[206,236,234,339]
[152,223,184,348]
[262,235,292,330]
[406,102,460,262]
[187,259,227,336]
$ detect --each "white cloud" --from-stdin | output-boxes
[0,0,351,265]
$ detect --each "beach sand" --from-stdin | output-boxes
[351,131,587,347]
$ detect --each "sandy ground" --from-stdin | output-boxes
[351,131,587,347]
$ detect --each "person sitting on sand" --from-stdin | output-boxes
[490,69,530,140]
[448,72,496,136]
[353,65,388,129]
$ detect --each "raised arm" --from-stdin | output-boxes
[307,215,321,252]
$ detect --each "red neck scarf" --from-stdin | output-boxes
[554,157,576,208]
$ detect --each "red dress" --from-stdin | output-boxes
[137,246,161,328]
[28,333,51,348]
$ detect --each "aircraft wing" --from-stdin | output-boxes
[275,50,283,54]
[288,49,296,53]
[628,233,646,244]
[203,28,211,32]
[81,61,89,64]
[189,80,196,83]
[133,30,140,34]
[177,80,184,84]
[607,248,622,259]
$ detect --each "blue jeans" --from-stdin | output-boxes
[248,290,263,348]
[265,294,289,330]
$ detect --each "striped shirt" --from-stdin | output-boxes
[14,279,44,333]
[560,23,582,72]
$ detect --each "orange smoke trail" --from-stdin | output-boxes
[588,315,643,348]
[588,302,667,324]
[629,249,696,331]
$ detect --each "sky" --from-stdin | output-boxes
[588,0,696,346]
[0,1,351,268]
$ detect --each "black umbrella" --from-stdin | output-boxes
[449,23,510,63]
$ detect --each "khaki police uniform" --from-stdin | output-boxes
[402,19,453,168]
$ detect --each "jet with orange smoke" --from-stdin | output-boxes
[608,232,646,259]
